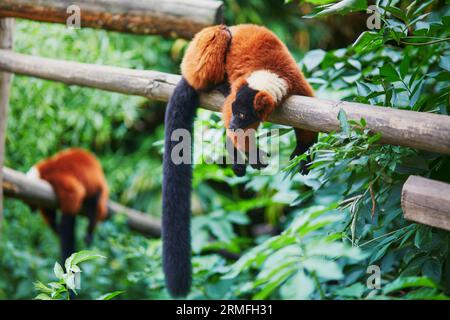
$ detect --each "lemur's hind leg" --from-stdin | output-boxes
[226,136,246,177]
[59,214,76,263]
[40,209,58,234]
[290,128,318,175]
[45,174,85,262]
[83,193,100,246]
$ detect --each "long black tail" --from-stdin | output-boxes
[162,77,199,297]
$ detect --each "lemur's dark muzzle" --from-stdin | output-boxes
[229,115,260,130]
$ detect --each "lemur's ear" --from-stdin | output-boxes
[254,91,276,120]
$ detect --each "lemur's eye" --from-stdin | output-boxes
[238,113,245,119]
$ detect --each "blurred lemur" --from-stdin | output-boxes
[162,24,317,297]
[27,148,109,262]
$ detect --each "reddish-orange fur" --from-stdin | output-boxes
[35,148,109,223]
[181,24,315,152]
[181,25,231,90]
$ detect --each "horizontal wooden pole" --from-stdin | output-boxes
[1,50,450,155]
[0,0,223,39]
[401,175,450,231]
[3,167,242,259]
[2,167,162,237]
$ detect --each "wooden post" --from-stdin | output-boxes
[0,18,13,231]
[401,175,450,231]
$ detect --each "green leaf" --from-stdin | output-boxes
[280,270,315,299]
[33,281,53,295]
[304,0,367,18]
[380,64,400,82]
[422,259,442,282]
[439,56,450,72]
[384,6,407,22]
[352,31,382,53]
[334,282,365,298]
[34,293,53,300]
[67,250,106,269]
[253,269,294,299]
[403,288,449,300]
[308,241,366,260]
[302,49,326,71]
[399,54,410,79]
[53,262,64,280]
[208,220,234,242]
[348,59,362,70]
[97,291,124,300]
[414,225,432,249]
[303,258,344,280]
[383,277,438,294]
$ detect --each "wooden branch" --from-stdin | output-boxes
[1,50,449,155]
[402,175,450,231]
[2,167,162,237]
[0,18,14,231]
[107,201,160,237]
[3,167,242,259]
[0,0,223,39]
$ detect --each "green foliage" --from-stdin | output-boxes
[1,0,449,300]
[34,251,122,300]
[224,204,367,299]
[304,0,368,18]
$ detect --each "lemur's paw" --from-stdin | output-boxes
[249,150,269,170]
[290,146,311,175]
[289,146,304,161]
[299,160,310,175]
[232,163,247,177]
[250,160,269,170]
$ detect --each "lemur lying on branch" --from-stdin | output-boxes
[162,24,317,297]
[27,148,109,262]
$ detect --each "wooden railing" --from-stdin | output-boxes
[0,0,223,232]
[0,0,224,39]
[1,0,450,232]
[2,167,162,236]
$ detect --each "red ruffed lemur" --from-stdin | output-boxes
[27,148,109,262]
[163,24,318,297]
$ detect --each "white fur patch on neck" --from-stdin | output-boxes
[246,70,288,103]
[26,166,40,180]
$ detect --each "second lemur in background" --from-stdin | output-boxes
[163,24,318,297]
[27,148,109,262]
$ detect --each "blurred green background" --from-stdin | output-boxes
[1,0,450,299]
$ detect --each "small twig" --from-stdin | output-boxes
[369,183,377,220]
[312,272,326,299]
[400,37,450,46]
[358,226,410,247]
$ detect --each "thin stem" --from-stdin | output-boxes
[358,226,410,247]
[312,272,326,300]
[400,37,450,46]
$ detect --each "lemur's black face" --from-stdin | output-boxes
[229,84,261,130]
